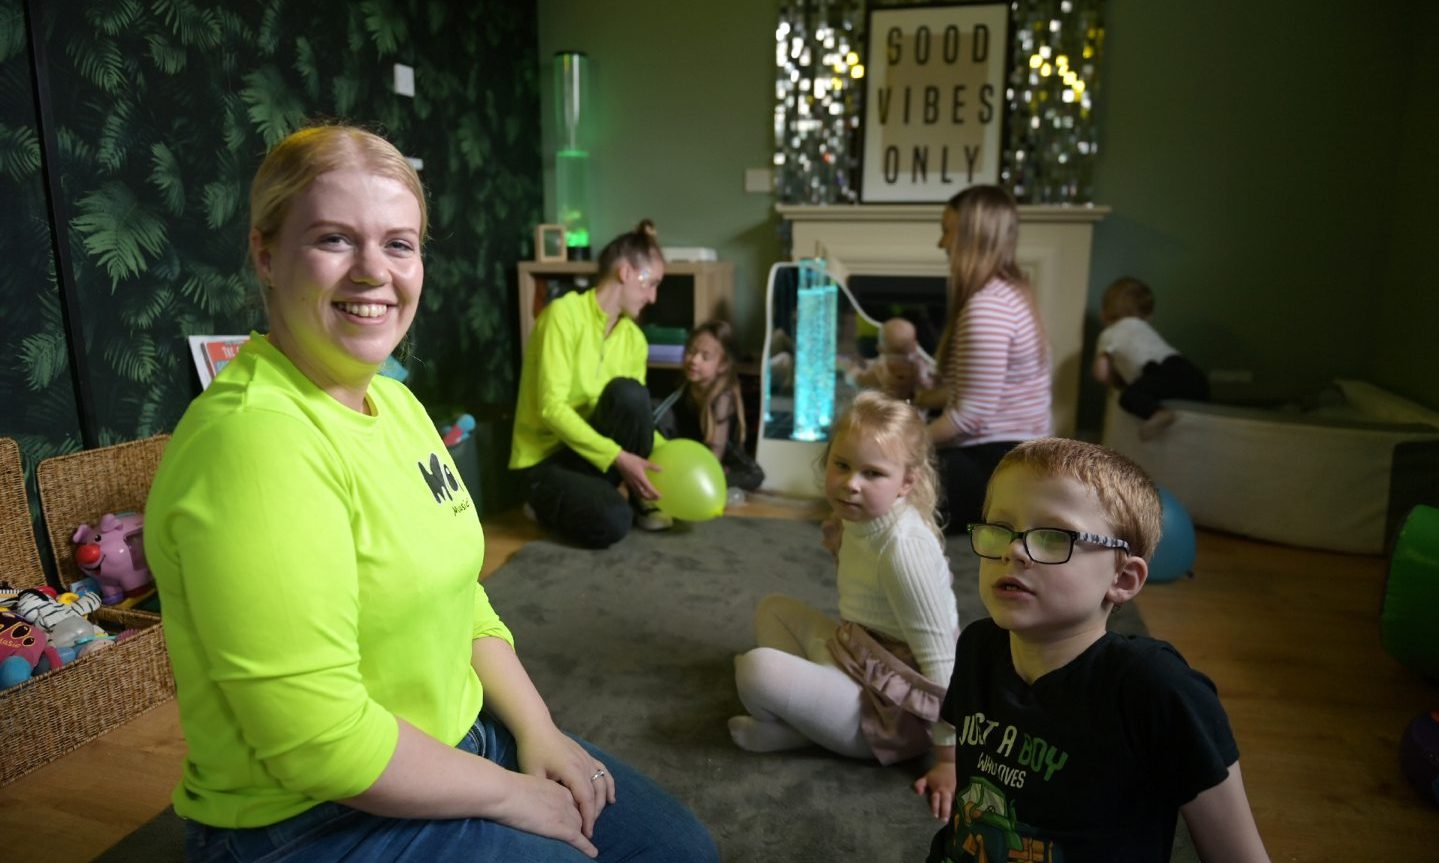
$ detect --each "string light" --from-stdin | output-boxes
[774,0,865,204]
[1008,0,1104,201]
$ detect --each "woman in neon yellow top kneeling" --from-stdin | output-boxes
[509,221,671,548]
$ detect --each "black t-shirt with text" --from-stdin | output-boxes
[928,619,1238,863]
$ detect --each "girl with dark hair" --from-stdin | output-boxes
[654,320,764,492]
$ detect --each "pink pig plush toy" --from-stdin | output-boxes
[72,512,155,607]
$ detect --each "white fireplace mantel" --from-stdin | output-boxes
[779,203,1107,226]
[762,203,1108,496]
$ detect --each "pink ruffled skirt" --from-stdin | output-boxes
[827,620,946,765]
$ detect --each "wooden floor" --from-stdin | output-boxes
[4,500,1435,861]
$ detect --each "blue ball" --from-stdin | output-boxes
[0,655,33,690]
[1149,485,1196,583]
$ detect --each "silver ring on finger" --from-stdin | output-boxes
[590,767,607,782]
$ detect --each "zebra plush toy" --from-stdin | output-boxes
[10,587,112,659]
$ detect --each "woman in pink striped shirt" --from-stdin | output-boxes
[915,185,1052,531]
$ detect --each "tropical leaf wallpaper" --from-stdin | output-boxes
[1,0,540,529]
[0,0,84,546]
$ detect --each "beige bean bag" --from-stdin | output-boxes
[1102,381,1439,554]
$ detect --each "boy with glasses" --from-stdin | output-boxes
[915,438,1269,863]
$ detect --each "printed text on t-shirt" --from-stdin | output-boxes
[958,710,1070,786]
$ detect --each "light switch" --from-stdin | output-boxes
[393,63,415,97]
[744,168,773,193]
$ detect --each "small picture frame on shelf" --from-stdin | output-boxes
[535,224,567,262]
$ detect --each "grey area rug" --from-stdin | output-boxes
[487,516,1193,863]
[96,516,1193,863]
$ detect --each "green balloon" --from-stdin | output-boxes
[647,439,727,522]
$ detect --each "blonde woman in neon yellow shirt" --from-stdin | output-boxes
[510,221,670,548]
[145,126,715,863]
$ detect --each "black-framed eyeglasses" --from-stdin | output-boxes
[966,522,1130,565]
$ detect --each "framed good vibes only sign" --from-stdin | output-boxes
[860,2,1011,203]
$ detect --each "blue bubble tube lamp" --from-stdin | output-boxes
[793,259,836,441]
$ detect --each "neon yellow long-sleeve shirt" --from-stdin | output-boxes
[145,334,511,828]
[510,289,650,472]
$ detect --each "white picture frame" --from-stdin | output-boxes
[860,2,1011,203]
[188,334,250,390]
[535,224,568,262]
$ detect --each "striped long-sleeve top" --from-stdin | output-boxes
[936,278,1052,447]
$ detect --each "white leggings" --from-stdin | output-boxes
[732,594,872,759]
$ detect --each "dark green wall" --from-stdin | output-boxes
[1373,1,1439,410]
[536,0,782,355]
[1082,0,1418,428]
[0,0,540,503]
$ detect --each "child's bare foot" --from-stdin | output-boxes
[1139,408,1177,441]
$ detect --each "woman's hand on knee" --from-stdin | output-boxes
[518,726,616,841]
[496,771,598,858]
[614,450,660,500]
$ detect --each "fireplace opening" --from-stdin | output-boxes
[846,274,948,358]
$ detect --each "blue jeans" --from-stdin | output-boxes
[185,712,718,862]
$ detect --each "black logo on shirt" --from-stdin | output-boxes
[418,452,460,503]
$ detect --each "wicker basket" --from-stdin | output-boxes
[36,435,170,592]
[0,436,176,787]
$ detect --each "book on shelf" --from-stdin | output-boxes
[648,344,685,365]
[661,246,717,262]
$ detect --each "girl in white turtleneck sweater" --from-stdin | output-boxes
[730,392,960,809]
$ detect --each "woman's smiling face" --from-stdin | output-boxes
[253,168,423,406]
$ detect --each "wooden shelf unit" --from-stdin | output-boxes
[516,260,735,354]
